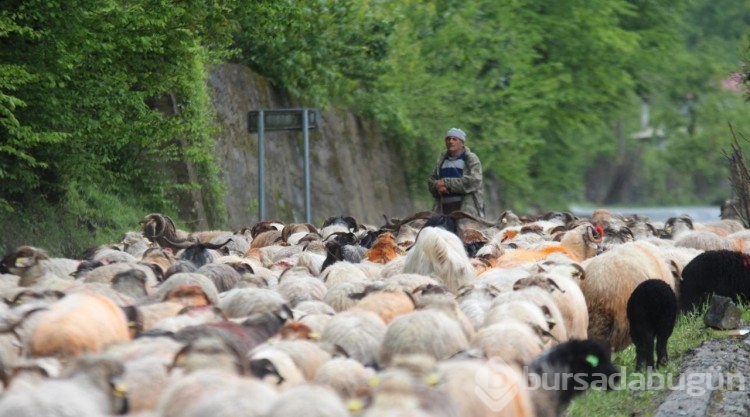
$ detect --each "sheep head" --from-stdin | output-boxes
[1,246,50,275]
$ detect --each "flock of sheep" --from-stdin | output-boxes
[0,209,748,417]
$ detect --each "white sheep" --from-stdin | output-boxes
[513,263,589,340]
[378,309,469,368]
[1,246,79,287]
[157,368,278,417]
[264,384,349,417]
[313,357,375,400]
[319,310,387,366]
[470,319,545,367]
[0,354,129,416]
[402,226,475,293]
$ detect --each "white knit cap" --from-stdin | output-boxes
[445,128,466,142]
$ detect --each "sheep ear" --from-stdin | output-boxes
[487,285,503,297]
[333,344,351,359]
[348,291,367,301]
[169,344,191,373]
[340,217,357,231]
[250,358,284,385]
[279,304,294,321]
[541,329,559,344]
[545,278,565,293]
[682,216,694,229]
[456,285,473,298]
[402,290,417,307]
[512,280,527,291]
[571,263,586,281]
[540,305,556,330]
[549,225,567,236]
[669,260,682,282]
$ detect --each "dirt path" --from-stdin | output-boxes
[653,338,750,417]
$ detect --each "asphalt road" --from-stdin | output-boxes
[654,338,750,417]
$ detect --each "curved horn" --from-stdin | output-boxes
[449,210,499,227]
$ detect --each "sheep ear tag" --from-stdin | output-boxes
[585,354,599,367]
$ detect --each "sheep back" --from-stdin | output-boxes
[378,309,469,368]
[627,279,677,369]
[680,249,750,312]
[581,242,674,351]
[30,292,130,359]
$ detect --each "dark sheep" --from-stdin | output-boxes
[421,214,459,236]
[528,339,619,417]
[680,249,750,312]
[321,216,360,232]
[111,269,150,299]
[173,306,292,356]
[178,239,231,268]
[320,235,364,272]
[627,279,677,370]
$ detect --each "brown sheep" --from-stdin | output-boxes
[580,241,677,351]
[265,339,331,381]
[493,223,603,268]
[29,292,131,360]
[351,286,416,324]
[139,247,177,280]
[438,359,534,417]
[365,232,405,264]
[155,272,220,306]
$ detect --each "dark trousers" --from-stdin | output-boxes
[441,201,462,215]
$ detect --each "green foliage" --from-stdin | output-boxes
[0,0,233,244]
[231,0,393,106]
[0,195,148,258]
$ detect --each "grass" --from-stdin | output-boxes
[564,302,750,417]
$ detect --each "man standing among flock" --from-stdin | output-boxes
[427,127,485,218]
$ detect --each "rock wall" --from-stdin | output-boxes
[206,63,415,228]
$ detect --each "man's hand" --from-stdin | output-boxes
[436,179,448,194]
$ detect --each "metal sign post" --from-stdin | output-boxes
[248,108,319,223]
